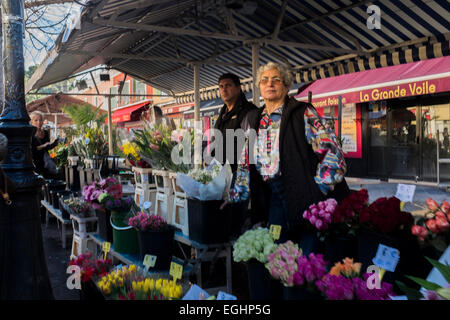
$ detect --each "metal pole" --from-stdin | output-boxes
[107,95,113,156]
[308,91,312,104]
[338,95,343,142]
[54,114,58,139]
[252,43,260,107]
[0,0,53,299]
[193,63,201,168]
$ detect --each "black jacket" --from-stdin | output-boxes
[31,130,59,177]
[243,96,350,232]
[213,92,258,172]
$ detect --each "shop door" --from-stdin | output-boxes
[389,106,419,179]
[420,103,450,182]
[368,103,419,179]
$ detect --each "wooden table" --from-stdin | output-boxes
[41,200,73,249]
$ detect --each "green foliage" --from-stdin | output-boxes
[62,103,106,132]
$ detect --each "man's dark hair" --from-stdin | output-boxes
[218,73,241,87]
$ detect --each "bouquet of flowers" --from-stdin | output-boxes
[265,241,303,287]
[303,198,338,232]
[232,227,277,263]
[128,212,169,232]
[120,141,150,168]
[96,264,183,300]
[411,198,450,252]
[68,252,113,283]
[82,177,123,210]
[133,121,190,173]
[316,258,395,300]
[64,197,92,218]
[292,253,328,289]
[359,196,414,234]
[177,160,233,201]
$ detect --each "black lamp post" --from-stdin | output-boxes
[0,0,53,299]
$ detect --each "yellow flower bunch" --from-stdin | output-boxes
[96,264,138,296]
[131,278,183,300]
[329,257,362,278]
[122,141,141,161]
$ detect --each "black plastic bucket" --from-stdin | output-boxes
[137,226,175,270]
[187,199,229,244]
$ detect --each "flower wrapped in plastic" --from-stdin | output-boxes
[176,160,233,201]
[265,241,303,287]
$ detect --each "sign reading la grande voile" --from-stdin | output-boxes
[306,77,450,108]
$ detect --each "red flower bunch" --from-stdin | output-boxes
[411,199,450,243]
[69,252,113,283]
[359,196,414,234]
[333,189,369,224]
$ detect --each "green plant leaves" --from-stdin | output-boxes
[405,275,441,291]
[425,257,450,283]
[395,280,423,300]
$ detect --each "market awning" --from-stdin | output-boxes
[26,0,450,103]
[296,55,450,107]
[110,101,150,124]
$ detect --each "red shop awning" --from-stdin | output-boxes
[296,56,450,108]
[109,101,150,124]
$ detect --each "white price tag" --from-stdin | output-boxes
[372,244,400,272]
[395,184,416,203]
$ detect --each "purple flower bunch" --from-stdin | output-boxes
[293,253,328,286]
[303,198,338,231]
[128,212,168,232]
[82,177,123,210]
[99,193,133,212]
[316,273,395,300]
[265,241,302,287]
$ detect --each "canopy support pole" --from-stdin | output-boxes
[252,43,260,107]
[107,95,113,156]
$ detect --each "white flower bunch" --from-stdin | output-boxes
[233,227,277,263]
[187,163,221,185]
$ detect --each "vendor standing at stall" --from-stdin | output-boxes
[213,73,257,238]
[226,62,350,251]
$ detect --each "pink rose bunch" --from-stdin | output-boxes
[265,241,302,287]
[293,253,328,286]
[411,198,450,243]
[128,212,168,232]
[152,130,163,142]
[303,198,338,231]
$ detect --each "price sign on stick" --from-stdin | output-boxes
[395,184,416,204]
[269,225,282,240]
[143,255,157,274]
[102,242,111,260]
[170,261,183,281]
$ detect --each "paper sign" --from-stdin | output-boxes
[269,225,282,240]
[102,242,111,260]
[143,201,152,210]
[182,284,210,300]
[170,261,183,280]
[216,291,237,300]
[395,184,416,203]
[143,254,157,272]
[372,244,400,272]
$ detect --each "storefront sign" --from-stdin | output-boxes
[307,77,450,108]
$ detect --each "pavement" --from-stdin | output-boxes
[346,178,449,214]
[39,179,449,300]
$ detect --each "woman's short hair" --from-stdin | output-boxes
[30,111,44,120]
[256,62,293,89]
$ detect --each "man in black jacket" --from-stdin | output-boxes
[212,73,257,238]
[214,73,258,172]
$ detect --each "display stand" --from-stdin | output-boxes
[132,167,157,211]
[174,231,233,295]
[169,172,189,236]
[70,214,99,259]
[153,170,174,224]
[41,200,73,248]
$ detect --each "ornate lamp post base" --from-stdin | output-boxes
[0,0,53,299]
